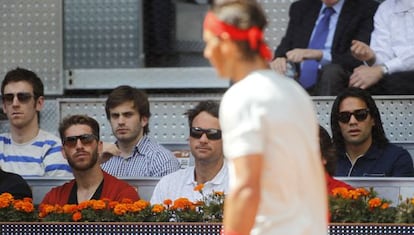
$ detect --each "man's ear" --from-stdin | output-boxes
[140,116,149,128]
[35,96,45,112]
[61,148,68,160]
[97,140,103,154]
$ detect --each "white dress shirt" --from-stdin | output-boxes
[371,0,414,73]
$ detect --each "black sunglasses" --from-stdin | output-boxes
[62,134,98,147]
[190,127,222,140]
[338,109,370,123]
[2,92,34,105]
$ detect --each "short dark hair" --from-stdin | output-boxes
[1,67,44,99]
[105,85,151,135]
[330,87,388,150]
[185,100,220,127]
[210,0,268,61]
[319,125,336,176]
[59,115,100,142]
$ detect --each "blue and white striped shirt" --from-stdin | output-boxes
[0,129,72,177]
[101,135,180,177]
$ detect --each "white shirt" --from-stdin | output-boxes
[220,70,327,235]
[371,0,414,73]
[150,161,229,205]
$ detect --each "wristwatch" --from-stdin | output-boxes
[380,64,389,75]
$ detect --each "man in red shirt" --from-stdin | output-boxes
[41,115,139,205]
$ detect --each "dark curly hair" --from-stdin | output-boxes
[330,87,388,150]
[185,100,220,128]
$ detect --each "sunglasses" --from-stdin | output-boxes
[190,127,222,140]
[2,92,34,105]
[338,108,370,123]
[62,134,98,147]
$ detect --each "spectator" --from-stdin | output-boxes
[331,87,414,177]
[270,0,378,95]
[150,100,228,204]
[0,67,72,177]
[203,1,327,235]
[100,85,180,177]
[41,115,139,205]
[0,167,32,199]
[319,125,354,194]
[350,0,414,94]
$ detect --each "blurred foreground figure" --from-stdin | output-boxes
[203,1,327,234]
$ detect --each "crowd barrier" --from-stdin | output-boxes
[25,176,414,206]
[1,222,413,235]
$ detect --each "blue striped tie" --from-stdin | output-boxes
[299,7,335,88]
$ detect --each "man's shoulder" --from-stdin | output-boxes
[103,171,135,186]
[382,143,410,155]
[38,129,61,140]
[158,167,193,184]
[292,0,319,8]
[345,0,379,9]
[139,136,174,156]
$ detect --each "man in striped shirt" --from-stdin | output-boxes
[101,85,180,177]
[0,67,72,177]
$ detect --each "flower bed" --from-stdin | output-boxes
[3,186,414,234]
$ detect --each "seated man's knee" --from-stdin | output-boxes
[315,64,349,96]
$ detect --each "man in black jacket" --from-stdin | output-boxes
[271,0,379,95]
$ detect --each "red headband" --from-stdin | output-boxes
[203,11,272,61]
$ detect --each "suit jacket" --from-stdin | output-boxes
[275,0,379,72]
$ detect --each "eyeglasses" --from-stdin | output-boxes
[338,108,370,123]
[62,134,98,147]
[2,92,34,105]
[190,127,222,140]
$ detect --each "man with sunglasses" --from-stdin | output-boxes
[41,115,139,205]
[331,87,414,177]
[0,67,72,177]
[101,85,180,177]
[150,100,228,204]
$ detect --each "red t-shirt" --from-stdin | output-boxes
[41,171,139,205]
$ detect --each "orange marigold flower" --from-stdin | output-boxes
[63,204,78,214]
[91,200,107,210]
[381,202,389,209]
[331,187,350,198]
[152,204,165,213]
[121,198,133,204]
[13,200,34,213]
[113,203,128,216]
[134,200,150,210]
[368,197,382,208]
[164,199,172,206]
[108,201,119,209]
[0,192,13,208]
[194,184,204,192]
[77,201,90,210]
[72,211,82,222]
[410,197,414,205]
[173,197,194,210]
[39,204,56,215]
[355,188,369,196]
[214,191,224,196]
[23,197,32,203]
